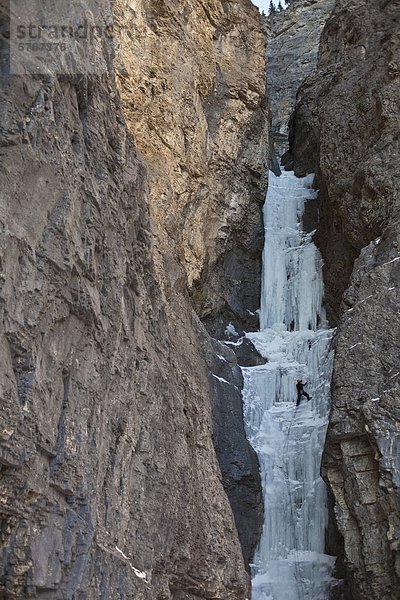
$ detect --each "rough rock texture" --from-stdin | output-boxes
[267,0,334,159]
[289,0,400,597]
[229,338,267,368]
[0,0,268,598]
[114,0,269,336]
[199,332,264,570]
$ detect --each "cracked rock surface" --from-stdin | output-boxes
[114,0,269,336]
[289,0,400,597]
[0,0,267,598]
[267,0,334,159]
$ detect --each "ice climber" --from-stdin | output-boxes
[296,378,311,406]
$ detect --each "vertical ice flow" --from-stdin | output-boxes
[243,169,336,600]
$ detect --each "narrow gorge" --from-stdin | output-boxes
[0,1,399,599]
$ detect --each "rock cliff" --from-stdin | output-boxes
[267,0,334,159]
[289,0,400,597]
[114,0,269,337]
[0,0,267,598]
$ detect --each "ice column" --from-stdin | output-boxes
[243,170,336,600]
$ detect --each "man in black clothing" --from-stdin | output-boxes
[296,378,311,406]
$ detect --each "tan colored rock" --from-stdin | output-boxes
[0,0,268,598]
[114,0,268,330]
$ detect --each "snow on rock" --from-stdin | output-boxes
[115,546,148,583]
[225,322,240,338]
[212,373,239,390]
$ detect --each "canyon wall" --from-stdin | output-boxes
[290,0,400,597]
[114,0,268,337]
[0,1,267,598]
[267,0,334,159]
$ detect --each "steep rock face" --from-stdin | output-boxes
[113,0,266,567]
[267,0,334,159]
[199,331,264,569]
[0,0,267,598]
[114,0,269,335]
[290,1,400,597]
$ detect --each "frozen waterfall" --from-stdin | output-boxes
[242,169,336,600]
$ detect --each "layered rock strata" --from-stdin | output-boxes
[0,0,267,597]
[199,330,264,569]
[289,0,400,597]
[267,0,334,159]
[114,0,269,336]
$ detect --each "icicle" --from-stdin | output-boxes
[243,169,336,600]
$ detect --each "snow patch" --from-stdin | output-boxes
[212,373,239,390]
[380,256,400,267]
[115,546,148,583]
[225,322,239,337]
[223,338,244,347]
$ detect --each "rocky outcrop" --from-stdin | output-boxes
[0,0,267,598]
[114,0,269,337]
[267,0,334,159]
[289,0,400,597]
[199,331,264,569]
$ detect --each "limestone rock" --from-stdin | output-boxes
[230,338,267,368]
[324,233,400,600]
[0,0,268,597]
[114,0,269,334]
[289,0,400,597]
[267,0,334,159]
[198,328,264,569]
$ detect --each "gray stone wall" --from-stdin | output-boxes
[290,0,400,597]
[267,0,334,159]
